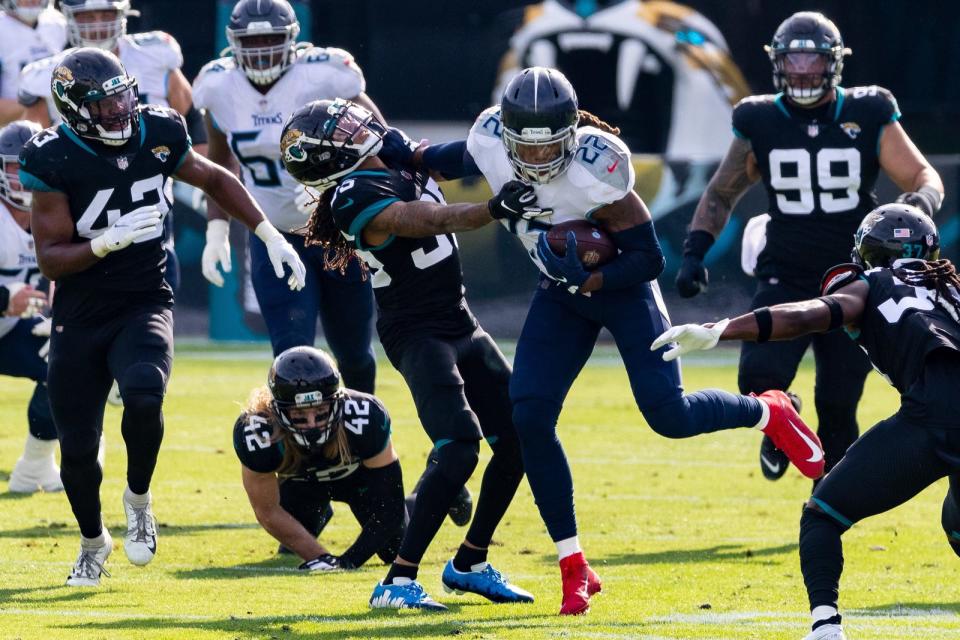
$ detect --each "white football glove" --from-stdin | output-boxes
[90,206,164,258]
[294,184,322,217]
[32,316,51,360]
[201,219,232,287]
[255,221,306,291]
[298,554,341,572]
[650,318,730,362]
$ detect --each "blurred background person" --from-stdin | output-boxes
[0,0,66,125]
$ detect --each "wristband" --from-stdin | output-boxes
[254,220,283,243]
[818,296,845,331]
[753,306,773,343]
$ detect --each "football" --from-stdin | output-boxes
[546,220,617,269]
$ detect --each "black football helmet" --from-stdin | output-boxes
[60,0,137,50]
[764,12,850,106]
[1,0,53,26]
[268,346,345,451]
[51,47,139,146]
[280,98,385,191]
[226,0,300,86]
[0,120,42,211]
[500,67,579,184]
[852,203,940,269]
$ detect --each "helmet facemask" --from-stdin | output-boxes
[502,122,577,184]
[0,158,30,211]
[282,99,385,191]
[55,70,140,146]
[767,44,848,106]
[5,0,51,26]
[227,24,299,85]
[272,389,344,451]
[63,2,134,50]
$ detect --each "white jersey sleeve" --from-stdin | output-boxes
[466,106,514,195]
[191,56,234,114]
[294,46,365,99]
[125,31,183,70]
[17,52,62,106]
[566,126,635,210]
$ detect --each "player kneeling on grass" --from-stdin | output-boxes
[235,346,405,571]
[652,203,960,640]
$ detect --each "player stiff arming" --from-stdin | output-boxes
[385,66,829,615]
[22,48,304,586]
[655,204,960,640]
[281,99,537,610]
[676,11,944,483]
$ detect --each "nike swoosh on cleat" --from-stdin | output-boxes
[788,419,823,463]
[760,454,782,474]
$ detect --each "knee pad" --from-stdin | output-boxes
[642,396,697,439]
[512,399,561,444]
[433,440,479,488]
[118,363,166,413]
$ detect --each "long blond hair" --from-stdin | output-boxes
[243,386,352,477]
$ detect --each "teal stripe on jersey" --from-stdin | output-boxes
[18,170,57,192]
[348,197,400,251]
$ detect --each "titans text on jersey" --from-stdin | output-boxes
[329,167,477,353]
[18,105,191,324]
[733,85,901,282]
[192,46,365,232]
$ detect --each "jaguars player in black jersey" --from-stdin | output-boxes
[676,11,944,483]
[20,48,305,586]
[234,346,404,571]
[281,99,541,610]
[656,203,960,640]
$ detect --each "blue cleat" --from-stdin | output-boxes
[369,579,448,611]
[441,560,535,604]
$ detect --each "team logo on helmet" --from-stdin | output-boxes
[281,128,306,162]
[841,122,861,139]
[151,145,171,162]
[52,66,75,99]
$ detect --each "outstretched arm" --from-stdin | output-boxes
[174,148,266,231]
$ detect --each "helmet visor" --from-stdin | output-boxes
[82,83,139,144]
[774,51,831,104]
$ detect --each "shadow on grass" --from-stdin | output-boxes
[851,602,960,616]
[0,522,260,539]
[172,555,301,579]
[596,542,797,566]
[53,610,557,639]
[0,585,99,605]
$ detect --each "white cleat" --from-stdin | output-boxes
[803,624,847,640]
[66,531,113,587]
[123,491,157,566]
[8,435,63,493]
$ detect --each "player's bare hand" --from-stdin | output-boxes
[5,283,47,317]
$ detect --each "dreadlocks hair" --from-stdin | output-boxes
[577,109,620,136]
[892,259,960,320]
[302,186,368,278]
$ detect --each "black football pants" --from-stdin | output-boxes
[739,278,872,473]
[47,306,173,538]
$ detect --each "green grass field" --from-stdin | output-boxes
[2,345,958,639]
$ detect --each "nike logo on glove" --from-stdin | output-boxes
[789,419,824,463]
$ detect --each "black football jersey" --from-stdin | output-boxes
[851,264,960,395]
[330,167,477,353]
[733,86,900,285]
[232,390,391,482]
[18,106,191,324]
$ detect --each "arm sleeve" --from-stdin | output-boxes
[339,459,404,568]
[597,221,665,290]
[421,140,481,180]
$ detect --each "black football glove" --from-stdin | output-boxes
[895,187,942,218]
[675,230,715,298]
[298,554,341,572]
[377,127,422,169]
[488,180,552,222]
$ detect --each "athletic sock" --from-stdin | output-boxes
[384,562,418,585]
[453,544,488,572]
[124,486,150,507]
[556,536,582,561]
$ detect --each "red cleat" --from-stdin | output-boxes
[753,390,825,479]
[559,552,599,615]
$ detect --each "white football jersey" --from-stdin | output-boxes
[467,106,635,277]
[0,8,66,100]
[0,201,40,339]
[192,46,366,232]
[18,31,183,122]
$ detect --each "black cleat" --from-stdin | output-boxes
[758,391,802,481]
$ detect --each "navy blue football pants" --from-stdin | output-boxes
[510,279,763,542]
[0,317,56,440]
[740,279,871,473]
[249,230,376,392]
